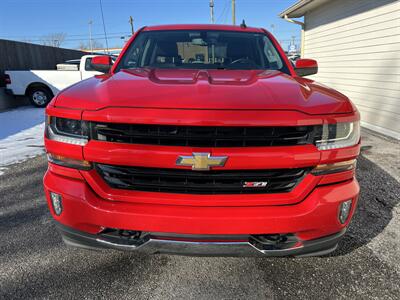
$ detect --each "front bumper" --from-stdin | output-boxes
[44,168,359,257]
[57,221,346,257]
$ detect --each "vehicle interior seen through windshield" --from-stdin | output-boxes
[116,30,287,72]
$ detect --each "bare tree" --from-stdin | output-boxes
[78,39,104,51]
[40,32,67,47]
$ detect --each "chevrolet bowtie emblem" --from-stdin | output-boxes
[176,153,228,171]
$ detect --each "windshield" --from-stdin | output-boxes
[116,30,288,72]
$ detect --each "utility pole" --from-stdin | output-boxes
[209,0,215,24]
[129,16,134,35]
[270,24,275,35]
[232,0,236,25]
[290,35,297,55]
[88,20,93,54]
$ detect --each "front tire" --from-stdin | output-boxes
[28,87,53,107]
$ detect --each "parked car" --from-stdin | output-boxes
[5,55,103,107]
[43,24,360,257]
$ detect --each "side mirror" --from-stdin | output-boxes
[91,55,113,73]
[295,59,318,77]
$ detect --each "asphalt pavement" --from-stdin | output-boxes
[0,129,399,299]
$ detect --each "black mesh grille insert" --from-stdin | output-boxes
[91,123,318,147]
[96,163,309,195]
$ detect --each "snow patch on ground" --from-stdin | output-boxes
[0,107,46,175]
[0,107,45,139]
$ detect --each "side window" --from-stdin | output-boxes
[263,37,283,70]
[127,47,141,67]
[120,34,148,68]
[85,58,95,71]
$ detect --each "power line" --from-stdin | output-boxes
[216,0,229,24]
[12,35,128,43]
[0,31,131,39]
[99,0,109,53]
[232,0,236,25]
[7,35,299,44]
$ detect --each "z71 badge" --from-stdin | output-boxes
[243,181,268,188]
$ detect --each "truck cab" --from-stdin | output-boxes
[5,55,104,107]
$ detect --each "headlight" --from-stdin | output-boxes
[315,121,360,150]
[46,116,89,145]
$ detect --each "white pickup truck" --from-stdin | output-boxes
[5,55,103,107]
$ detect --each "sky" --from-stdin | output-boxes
[0,0,301,51]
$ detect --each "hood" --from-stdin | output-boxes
[55,69,353,115]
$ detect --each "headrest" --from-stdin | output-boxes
[156,41,178,57]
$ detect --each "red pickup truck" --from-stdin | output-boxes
[43,24,360,257]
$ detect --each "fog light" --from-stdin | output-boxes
[50,192,63,216]
[339,200,352,224]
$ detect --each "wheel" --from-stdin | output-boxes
[28,87,53,107]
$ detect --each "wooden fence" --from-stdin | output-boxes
[0,39,86,87]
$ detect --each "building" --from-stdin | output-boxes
[82,48,123,56]
[280,0,400,139]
